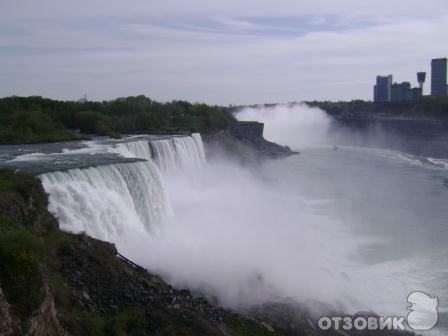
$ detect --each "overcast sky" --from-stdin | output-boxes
[1,1,447,105]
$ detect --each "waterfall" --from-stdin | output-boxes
[112,140,152,161]
[149,133,206,172]
[40,161,171,241]
[192,133,206,163]
[149,139,176,172]
[111,133,206,173]
[39,133,206,241]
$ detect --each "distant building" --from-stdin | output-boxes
[431,58,447,96]
[391,82,410,102]
[374,75,392,102]
[390,82,422,102]
[417,72,426,91]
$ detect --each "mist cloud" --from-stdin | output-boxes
[237,104,332,149]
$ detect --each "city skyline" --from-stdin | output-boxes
[1,0,447,105]
[373,57,447,103]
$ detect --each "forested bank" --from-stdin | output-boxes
[0,96,236,144]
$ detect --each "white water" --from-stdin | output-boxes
[35,128,448,334]
[149,133,206,172]
[113,140,153,161]
[41,161,170,239]
[40,134,205,239]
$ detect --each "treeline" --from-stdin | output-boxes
[0,95,236,144]
[306,96,448,119]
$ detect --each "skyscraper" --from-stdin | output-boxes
[374,75,392,102]
[431,58,447,96]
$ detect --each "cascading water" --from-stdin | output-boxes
[149,133,206,172]
[39,133,206,242]
[148,139,176,172]
[40,161,171,241]
[113,139,153,161]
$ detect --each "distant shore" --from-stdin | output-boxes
[305,97,448,122]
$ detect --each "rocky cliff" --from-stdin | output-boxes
[202,121,296,165]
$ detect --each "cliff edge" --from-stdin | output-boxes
[202,121,296,165]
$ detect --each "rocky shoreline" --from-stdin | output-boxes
[202,121,296,165]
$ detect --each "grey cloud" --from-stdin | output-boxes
[0,0,447,104]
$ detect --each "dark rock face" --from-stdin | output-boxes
[0,286,19,336]
[27,278,66,336]
[56,234,232,335]
[202,121,296,165]
[228,121,265,141]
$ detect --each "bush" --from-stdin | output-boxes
[0,225,46,320]
[0,109,78,143]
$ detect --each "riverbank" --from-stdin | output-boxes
[305,99,448,159]
[202,121,296,165]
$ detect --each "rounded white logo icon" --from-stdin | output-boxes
[406,291,439,331]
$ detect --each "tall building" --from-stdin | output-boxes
[391,82,410,102]
[374,75,392,102]
[431,58,447,96]
[391,82,422,102]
